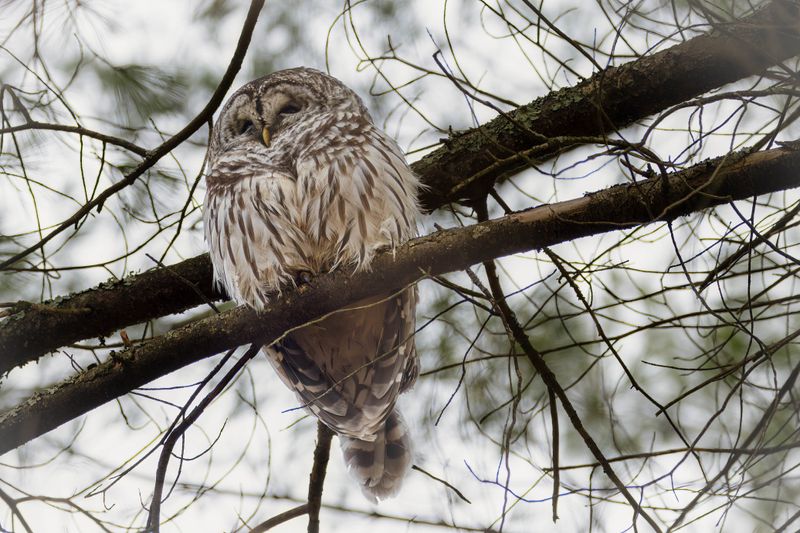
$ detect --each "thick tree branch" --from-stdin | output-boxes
[1,0,798,372]
[1,144,800,454]
[414,0,800,208]
[0,254,220,376]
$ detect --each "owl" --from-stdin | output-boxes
[203,67,421,501]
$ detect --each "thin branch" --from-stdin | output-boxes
[476,202,662,532]
[542,248,695,456]
[240,491,488,531]
[548,389,559,523]
[0,121,148,156]
[542,441,800,472]
[0,0,265,271]
[668,358,800,531]
[144,344,261,533]
[411,465,472,504]
[249,504,309,533]
[0,487,34,533]
[87,347,237,499]
[307,423,333,533]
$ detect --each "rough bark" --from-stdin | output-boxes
[2,0,799,374]
[0,255,220,375]
[414,0,800,208]
[2,144,799,454]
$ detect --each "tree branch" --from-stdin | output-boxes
[1,0,797,371]
[249,504,309,532]
[414,0,800,208]
[0,122,148,156]
[476,202,660,532]
[2,144,800,454]
[144,345,260,533]
[0,254,220,376]
[306,423,333,533]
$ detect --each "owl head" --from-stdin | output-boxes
[208,67,371,167]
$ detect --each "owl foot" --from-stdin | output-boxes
[295,270,314,287]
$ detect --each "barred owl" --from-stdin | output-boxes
[203,68,421,501]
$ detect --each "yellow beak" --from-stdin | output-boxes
[261,126,271,146]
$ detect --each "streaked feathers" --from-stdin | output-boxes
[204,67,420,500]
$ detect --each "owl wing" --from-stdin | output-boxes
[265,287,417,439]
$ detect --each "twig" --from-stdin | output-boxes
[144,344,261,533]
[86,346,240,498]
[0,487,34,533]
[774,508,800,533]
[145,253,220,314]
[0,121,147,156]
[542,248,696,456]
[698,201,800,291]
[0,0,265,271]
[548,389,559,523]
[475,201,661,532]
[520,0,603,71]
[412,465,472,504]
[668,358,800,531]
[222,489,489,531]
[542,441,800,472]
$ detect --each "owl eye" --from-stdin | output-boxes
[238,120,255,135]
[278,103,301,115]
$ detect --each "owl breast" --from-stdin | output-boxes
[204,111,418,309]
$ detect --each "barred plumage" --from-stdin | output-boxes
[203,67,420,500]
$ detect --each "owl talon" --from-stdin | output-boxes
[295,270,314,286]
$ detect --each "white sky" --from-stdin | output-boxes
[1,1,798,532]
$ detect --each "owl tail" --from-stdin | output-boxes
[340,409,412,502]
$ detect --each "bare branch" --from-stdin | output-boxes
[249,504,309,533]
[144,345,260,532]
[411,465,472,504]
[0,0,266,271]
[668,357,800,531]
[306,423,333,533]
[0,121,148,156]
[0,487,34,533]
[476,210,660,530]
